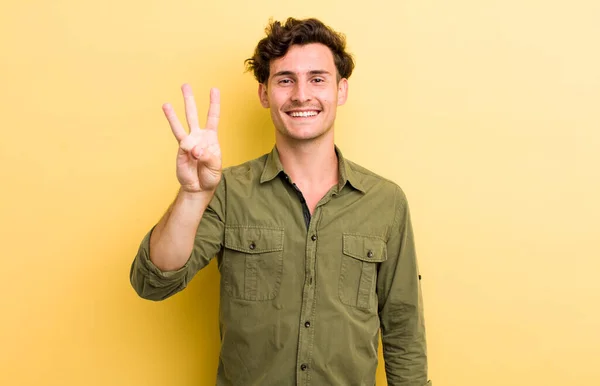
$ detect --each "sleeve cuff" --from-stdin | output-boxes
[136,227,189,282]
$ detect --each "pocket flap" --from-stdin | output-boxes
[342,234,387,262]
[224,226,284,254]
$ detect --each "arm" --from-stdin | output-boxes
[377,187,431,385]
[129,179,226,301]
[149,188,214,272]
[129,84,224,300]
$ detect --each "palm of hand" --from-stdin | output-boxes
[176,128,221,192]
[163,85,222,193]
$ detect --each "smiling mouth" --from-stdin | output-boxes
[286,110,320,118]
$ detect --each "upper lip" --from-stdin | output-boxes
[285,109,321,113]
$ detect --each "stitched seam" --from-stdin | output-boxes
[225,246,283,254]
[342,234,387,262]
[224,228,284,253]
[222,227,285,301]
[342,233,386,241]
[225,225,285,230]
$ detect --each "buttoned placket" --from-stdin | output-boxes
[291,180,339,386]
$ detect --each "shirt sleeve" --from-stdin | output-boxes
[377,186,431,386]
[129,177,227,301]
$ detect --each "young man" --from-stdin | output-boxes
[130,17,431,386]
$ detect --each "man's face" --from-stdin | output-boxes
[258,43,348,142]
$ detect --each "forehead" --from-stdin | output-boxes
[269,43,336,76]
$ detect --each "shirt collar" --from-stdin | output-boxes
[260,145,366,193]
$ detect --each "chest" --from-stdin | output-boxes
[303,188,332,215]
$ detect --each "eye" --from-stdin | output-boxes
[278,79,293,85]
[312,78,325,83]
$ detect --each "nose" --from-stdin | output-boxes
[291,82,311,103]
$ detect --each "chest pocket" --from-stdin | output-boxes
[339,233,387,311]
[222,226,284,301]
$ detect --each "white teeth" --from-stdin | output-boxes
[289,111,318,117]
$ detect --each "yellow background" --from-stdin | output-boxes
[1,1,598,385]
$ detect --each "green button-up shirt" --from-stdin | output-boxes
[130,146,431,386]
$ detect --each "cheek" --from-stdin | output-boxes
[273,94,290,109]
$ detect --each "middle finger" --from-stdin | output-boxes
[181,83,200,131]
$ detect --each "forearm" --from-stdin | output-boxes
[149,188,215,271]
[379,187,430,385]
[381,300,429,385]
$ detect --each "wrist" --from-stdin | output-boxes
[178,187,215,202]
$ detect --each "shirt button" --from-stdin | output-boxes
[304,321,311,328]
[311,235,317,241]
[367,250,373,258]
[300,364,308,371]
[249,242,256,250]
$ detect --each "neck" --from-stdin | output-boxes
[275,134,339,189]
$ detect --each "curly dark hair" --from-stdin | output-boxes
[245,18,355,84]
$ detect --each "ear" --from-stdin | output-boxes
[337,78,349,106]
[258,83,270,108]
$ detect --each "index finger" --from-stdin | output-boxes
[162,103,187,142]
[205,88,220,131]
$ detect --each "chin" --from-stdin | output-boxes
[278,127,331,142]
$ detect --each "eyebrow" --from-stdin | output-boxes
[272,70,333,77]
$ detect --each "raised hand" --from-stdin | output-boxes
[163,84,222,193]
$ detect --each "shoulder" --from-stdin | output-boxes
[345,158,408,205]
[222,153,269,182]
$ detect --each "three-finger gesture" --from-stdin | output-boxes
[163,84,222,193]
